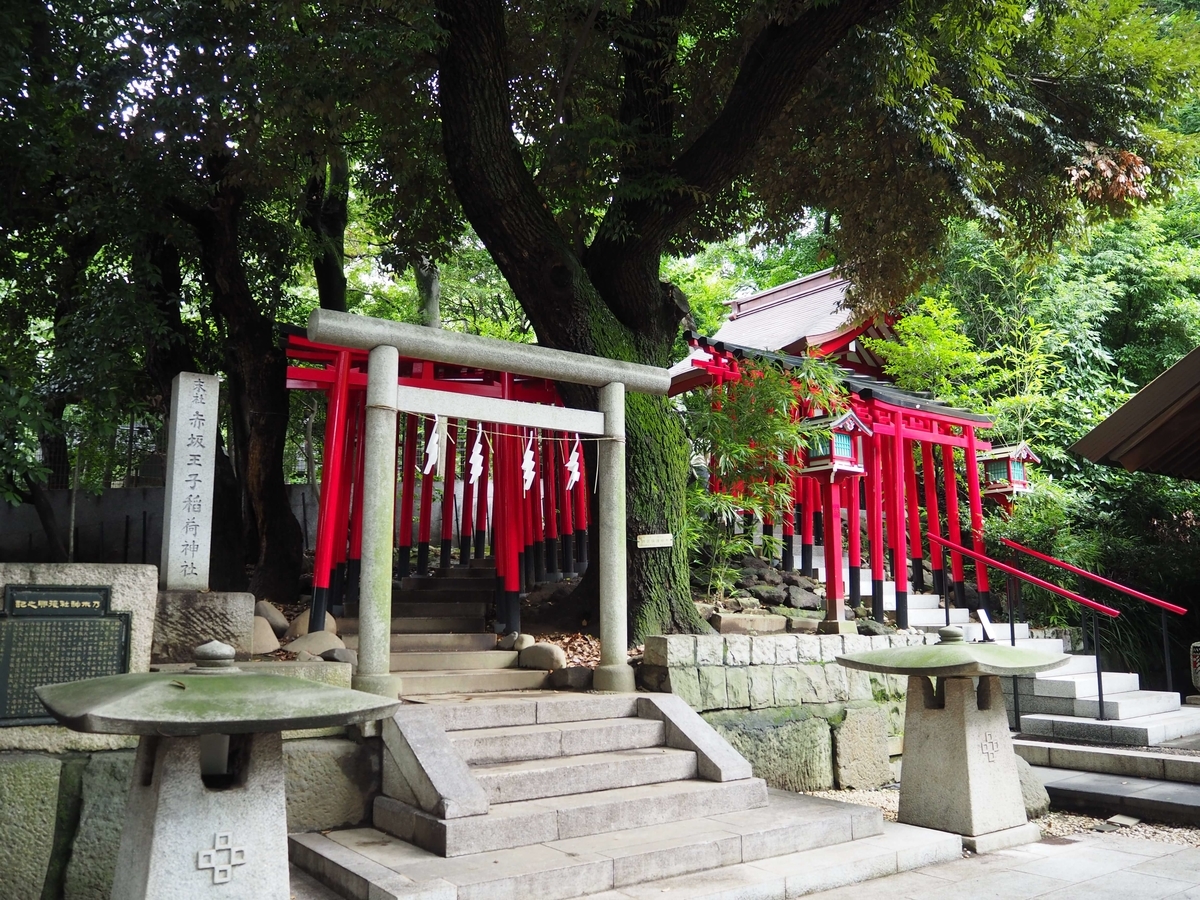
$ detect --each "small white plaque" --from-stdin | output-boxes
[636,533,673,549]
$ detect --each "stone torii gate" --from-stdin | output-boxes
[307,309,671,696]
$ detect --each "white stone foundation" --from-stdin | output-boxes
[111,732,289,899]
[898,674,1027,837]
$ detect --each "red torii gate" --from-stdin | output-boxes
[283,328,589,631]
[677,336,994,631]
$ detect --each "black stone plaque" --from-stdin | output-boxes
[1,586,130,725]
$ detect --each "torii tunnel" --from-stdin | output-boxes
[284,329,590,633]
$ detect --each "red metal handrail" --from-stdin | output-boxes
[999,538,1186,616]
[928,534,1119,618]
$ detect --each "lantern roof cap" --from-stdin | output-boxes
[978,442,1040,463]
[36,640,401,736]
[836,626,1069,677]
[807,409,873,437]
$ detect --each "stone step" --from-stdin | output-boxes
[882,592,941,610]
[901,607,970,626]
[1008,688,1178,720]
[373,777,772,857]
[429,565,497,578]
[396,668,551,695]
[1014,739,1200,785]
[469,557,497,569]
[389,650,519,672]
[389,601,488,618]
[472,747,699,804]
[1020,707,1200,746]
[910,622,1033,642]
[393,589,495,606]
[1035,654,1099,676]
[1003,671,1140,699]
[401,576,497,592]
[296,787,905,895]
[342,633,499,652]
[414,692,640,732]
[448,718,666,765]
[391,617,487,634]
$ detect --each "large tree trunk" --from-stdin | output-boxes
[435,0,892,641]
[302,149,349,312]
[168,180,302,605]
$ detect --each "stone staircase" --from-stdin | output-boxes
[341,564,551,695]
[1003,652,1200,746]
[289,692,961,900]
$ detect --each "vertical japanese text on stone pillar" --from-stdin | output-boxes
[160,373,220,590]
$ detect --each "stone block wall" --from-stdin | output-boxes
[639,631,930,791]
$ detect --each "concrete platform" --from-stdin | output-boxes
[1020,706,1200,745]
[1033,764,1200,824]
[801,830,1200,900]
[1016,738,1200,785]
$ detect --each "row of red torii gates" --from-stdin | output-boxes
[286,327,1003,633]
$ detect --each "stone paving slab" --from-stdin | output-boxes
[801,832,1200,899]
[1033,764,1200,824]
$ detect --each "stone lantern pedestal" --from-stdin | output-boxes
[36,641,401,900]
[839,627,1068,853]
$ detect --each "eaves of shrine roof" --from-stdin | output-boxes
[1073,343,1200,481]
[709,267,861,354]
[679,336,993,427]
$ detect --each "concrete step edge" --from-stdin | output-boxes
[396,668,552,696]
[447,718,666,765]
[1014,739,1200,785]
[388,650,518,672]
[472,747,699,804]
[373,778,776,857]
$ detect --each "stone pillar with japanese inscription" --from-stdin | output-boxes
[160,373,220,590]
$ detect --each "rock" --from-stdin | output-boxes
[741,555,770,570]
[513,634,536,652]
[284,608,339,640]
[296,650,322,661]
[255,600,289,637]
[518,642,567,670]
[735,573,760,590]
[0,753,61,900]
[787,585,822,609]
[320,648,359,667]
[856,617,892,636]
[550,666,594,690]
[252,615,282,654]
[832,706,893,789]
[758,567,783,586]
[788,616,819,634]
[734,595,761,610]
[747,584,787,605]
[64,750,136,900]
[287,630,345,656]
[497,632,519,650]
[704,708,833,792]
[694,602,717,620]
[781,571,804,587]
[711,613,788,634]
[1015,755,1050,819]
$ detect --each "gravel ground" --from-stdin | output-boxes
[807,785,1200,847]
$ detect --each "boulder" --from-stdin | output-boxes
[757,567,783,586]
[748,584,787,605]
[781,571,804,587]
[518,642,567,670]
[549,666,594,690]
[1014,755,1050,819]
[284,609,339,640]
[255,600,289,637]
[694,602,717,621]
[252,615,281,654]
[741,555,770,570]
[64,751,136,900]
[787,585,822,610]
[497,632,519,650]
[734,595,762,610]
[286,630,345,656]
[320,648,359,668]
[856,617,892,636]
[0,754,62,900]
[513,634,536,652]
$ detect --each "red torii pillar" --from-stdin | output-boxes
[921,441,945,598]
[964,425,990,608]
[865,431,886,622]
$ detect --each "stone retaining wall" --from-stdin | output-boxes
[639,631,932,791]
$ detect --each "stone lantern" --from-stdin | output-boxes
[838,627,1068,852]
[36,640,401,900]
